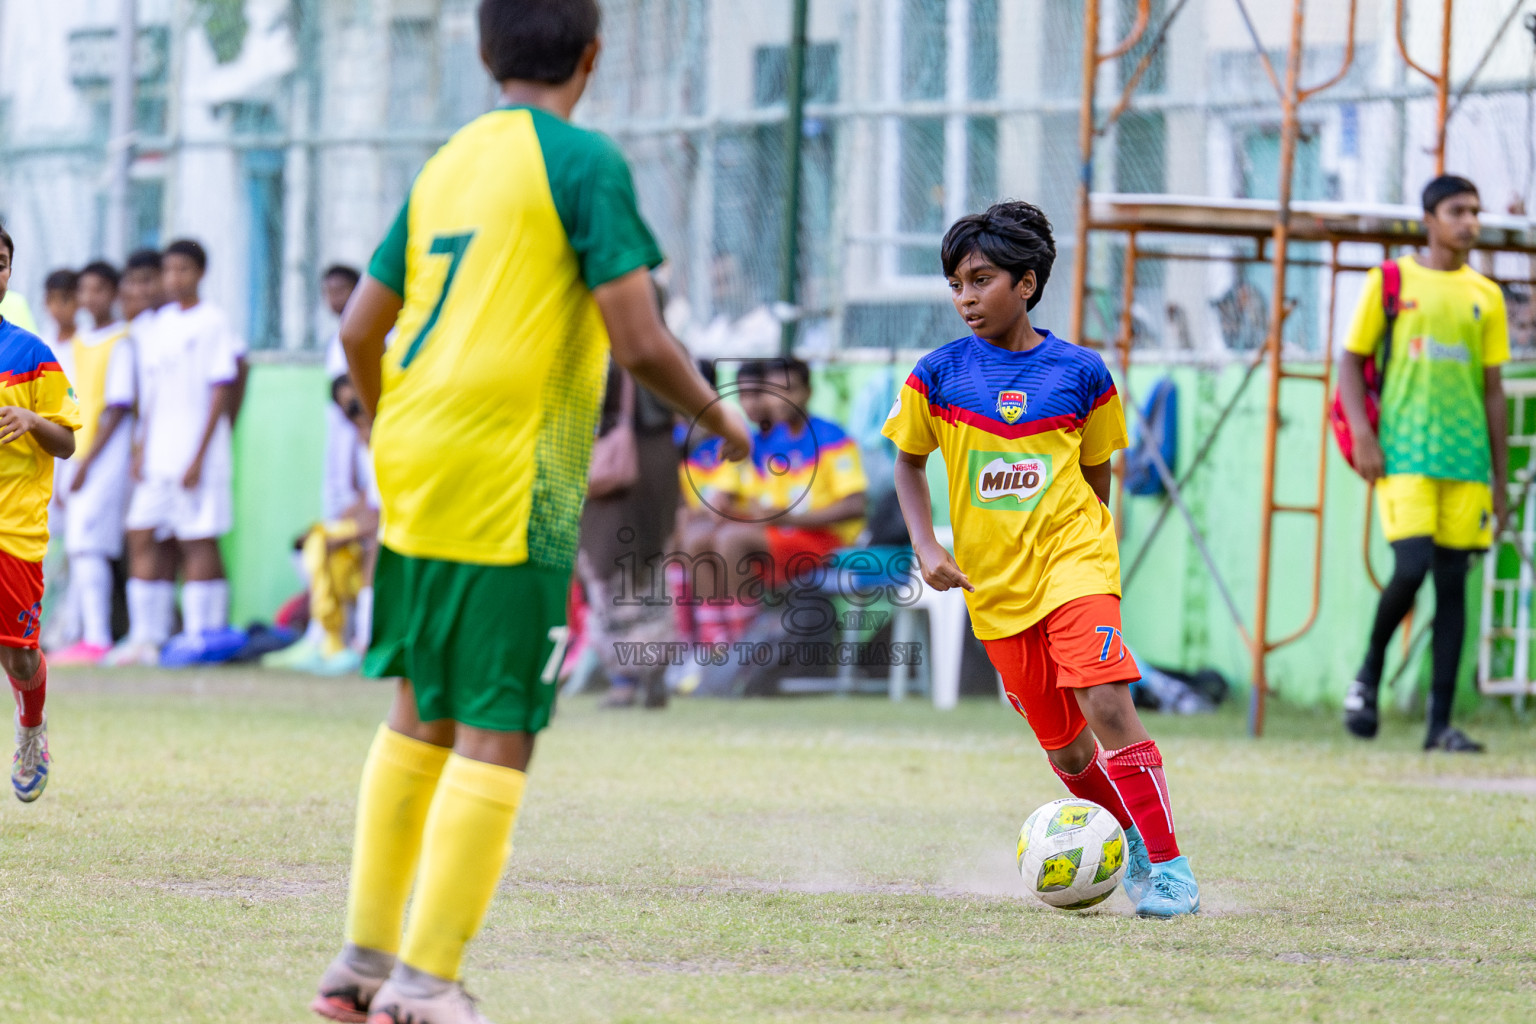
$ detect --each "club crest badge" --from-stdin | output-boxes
[996,389,1027,424]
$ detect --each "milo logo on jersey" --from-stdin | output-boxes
[968,451,1053,511]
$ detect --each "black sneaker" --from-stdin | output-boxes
[1424,726,1485,753]
[1342,679,1379,739]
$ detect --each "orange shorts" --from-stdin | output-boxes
[0,547,44,650]
[766,526,843,588]
[981,594,1140,751]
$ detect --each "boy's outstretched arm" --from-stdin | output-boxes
[595,268,751,462]
[70,405,130,491]
[338,276,403,418]
[893,449,972,593]
[778,492,865,530]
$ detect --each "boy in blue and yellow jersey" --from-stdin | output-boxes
[753,358,867,587]
[0,225,82,805]
[310,4,750,1022]
[674,360,780,644]
[882,202,1199,918]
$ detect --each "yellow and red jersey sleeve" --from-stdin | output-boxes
[1079,387,1128,466]
[0,320,82,561]
[882,374,941,456]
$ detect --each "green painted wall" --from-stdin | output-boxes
[809,358,1509,711]
[226,357,1513,712]
[226,363,329,626]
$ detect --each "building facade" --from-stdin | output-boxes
[0,0,1531,356]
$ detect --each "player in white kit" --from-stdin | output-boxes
[123,240,242,651]
[105,250,179,665]
[51,262,135,664]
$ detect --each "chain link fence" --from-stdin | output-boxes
[1,0,1533,357]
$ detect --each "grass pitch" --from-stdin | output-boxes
[1,669,1533,1023]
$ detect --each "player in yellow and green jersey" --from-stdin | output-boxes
[0,225,82,805]
[883,202,1198,918]
[308,4,750,1023]
[1338,175,1508,753]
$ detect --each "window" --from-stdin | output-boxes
[754,42,839,107]
[1042,0,1083,99]
[902,0,947,101]
[440,0,495,127]
[244,149,285,350]
[388,18,437,129]
[881,0,999,283]
[713,46,841,315]
[1234,125,1324,351]
[1114,112,1166,194]
[898,118,945,275]
[1118,0,1166,94]
[129,179,164,252]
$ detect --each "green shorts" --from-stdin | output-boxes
[364,546,570,733]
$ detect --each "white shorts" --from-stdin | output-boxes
[64,435,132,558]
[125,474,232,542]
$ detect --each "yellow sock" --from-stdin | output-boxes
[398,754,527,981]
[344,725,451,954]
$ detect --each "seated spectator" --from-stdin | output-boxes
[674,360,777,643]
[675,358,866,643]
[264,374,378,675]
[754,357,868,588]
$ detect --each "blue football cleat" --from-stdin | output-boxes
[1121,826,1154,904]
[1135,855,1200,918]
[12,713,49,803]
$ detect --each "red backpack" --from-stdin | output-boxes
[1329,259,1401,474]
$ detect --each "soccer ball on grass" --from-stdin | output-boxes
[1016,797,1126,910]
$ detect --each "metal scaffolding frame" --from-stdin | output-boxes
[1068,0,1536,736]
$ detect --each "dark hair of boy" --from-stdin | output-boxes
[781,357,811,389]
[125,249,164,273]
[479,0,600,84]
[324,264,361,287]
[696,357,717,389]
[44,269,80,295]
[79,260,121,290]
[1422,175,1479,215]
[164,238,208,271]
[0,224,14,261]
[736,359,769,383]
[941,201,1057,311]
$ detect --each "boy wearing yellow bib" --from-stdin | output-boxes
[53,262,135,664]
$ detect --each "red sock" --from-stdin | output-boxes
[10,655,46,728]
[668,566,696,643]
[1104,739,1181,863]
[1051,746,1134,831]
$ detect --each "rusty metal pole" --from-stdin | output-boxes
[1068,0,1102,347]
[1250,0,1309,738]
[1434,0,1453,174]
[1114,231,1139,533]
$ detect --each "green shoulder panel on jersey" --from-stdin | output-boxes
[369,198,410,297]
[523,107,664,289]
